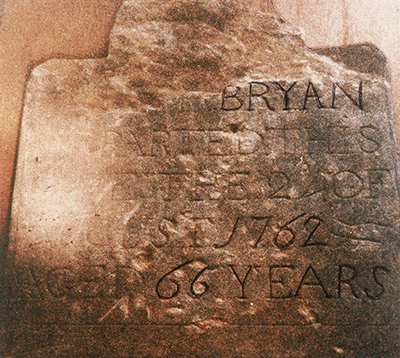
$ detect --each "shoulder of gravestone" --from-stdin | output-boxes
[313,42,390,80]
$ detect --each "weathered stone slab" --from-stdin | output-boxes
[1,1,400,357]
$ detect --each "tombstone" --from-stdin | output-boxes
[1,1,400,356]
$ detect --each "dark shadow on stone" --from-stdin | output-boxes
[313,43,389,79]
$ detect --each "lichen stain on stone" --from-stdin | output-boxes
[165,1,238,31]
[25,0,316,115]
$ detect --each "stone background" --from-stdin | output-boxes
[1,1,399,356]
[1,1,400,357]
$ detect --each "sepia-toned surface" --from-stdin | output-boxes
[274,0,400,142]
[1,1,400,356]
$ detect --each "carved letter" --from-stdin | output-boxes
[333,171,364,199]
[268,171,290,199]
[152,131,171,157]
[156,261,195,299]
[248,82,274,111]
[276,82,297,110]
[359,126,381,153]
[302,216,327,247]
[47,268,75,298]
[332,81,363,110]
[73,265,106,298]
[252,216,272,248]
[190,267,212,298]
[295,266,331,298]
[367,170,389,198]
[215,217,240,248]
[365,266,389,300]
[338,265,360,298]
[128,130,146,156]
[221,86,243,111]
[303,82,326,109]
[229,265,254,299]
[273,213,306,250]
[269,265,294,299]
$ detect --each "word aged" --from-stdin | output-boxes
[221,81,364,111]
[156,261,389,300]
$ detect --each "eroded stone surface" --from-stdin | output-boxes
[2,1,400,357]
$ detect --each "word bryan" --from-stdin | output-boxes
[221,81,364,111]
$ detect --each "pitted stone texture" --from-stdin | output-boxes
[2,1,400,357]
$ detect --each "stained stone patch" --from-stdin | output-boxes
[1,1,400,357]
